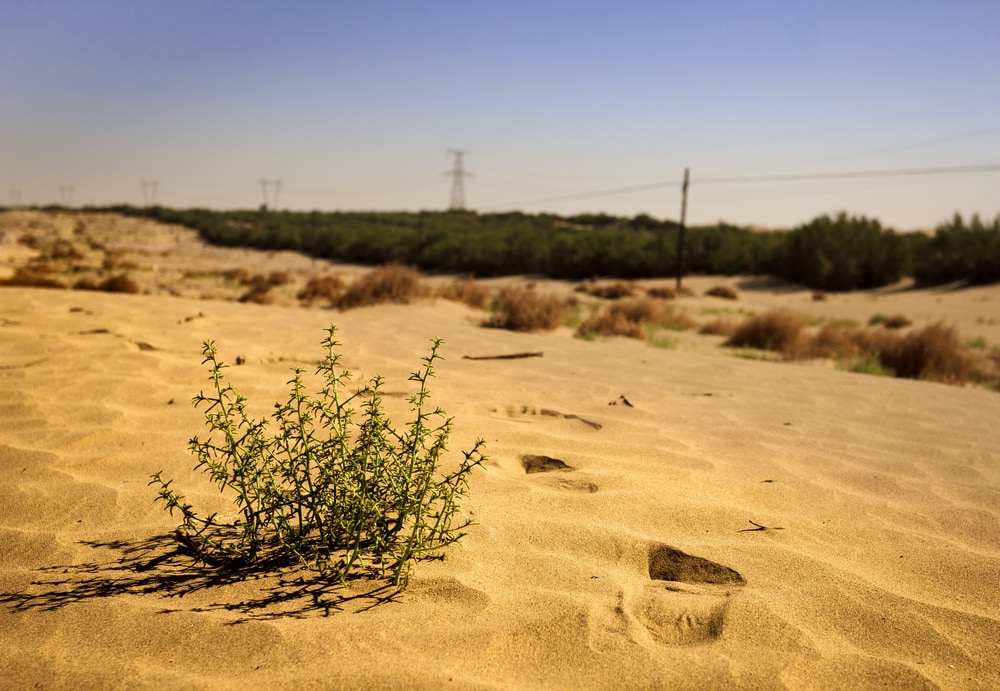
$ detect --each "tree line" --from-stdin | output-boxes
[66,205,1000,290]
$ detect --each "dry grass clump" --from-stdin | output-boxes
[578,297,695,340]
[221,267,256,284]
[0,266,67,289]
[727,311,977,386]
[878,322,970,382]
[705,285,738,300]
[239,285,280,305]
[102,252,138,272]
[436,278,492,309]
[699,317,740,337]
[725,310,807,356]
[575,281,636,299]
[645,286,677,300]
[297,274,345,306]
[337,263,424,310]
[49,238,85,262]
[486,286,570,331]
[869,313,913,329]
[73,273,141,294]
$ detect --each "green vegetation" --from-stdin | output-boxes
[150,327,485,588]
[912,213,1000,285]
[19,205,1000,289]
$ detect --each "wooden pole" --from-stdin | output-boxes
[675,167,689,291]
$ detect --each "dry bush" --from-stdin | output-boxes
[575,281,636,299]
[812,291,829,302]
[17,233,39,248]
[74,273,141,294]
[578,297,695,340]
[50,239,85,262]
[239,285,279,305]
[257,270,291,287]
[645,286,677,300]
[102,252,138,271]
[869,313,913,329]
[726,310,807,356]
[221,267,255,284]
[337,263,424,310]
[878,321,970,383]
[0,267,66,289]
[578,308,645,339]
[297,274,345,306]
[699,317,740,337]
[705,285,738,300]
[487,287,569,331]
[436,278,491,309]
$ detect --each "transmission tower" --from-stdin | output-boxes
[59,185,74,207]
[445,149,471,210]
[9,189,22,207]
[259,179,282,211]
[140,180,159,206]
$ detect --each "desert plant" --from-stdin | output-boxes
[577,297,694,340]
[645,286,677,300]
[435,278,491,309]
[0,266,67,289]
[239,285,279,304]
[150,327,485,588]
[73,273,141,294]
[298,274,345,306]
[699,317,740,337]
[338,263,424,309]
[877,321,970,383]
[869,313,912,329]
[705,285,738,300]
[726,310,807,356]
[575,281,636,299]
[486,286,569,331]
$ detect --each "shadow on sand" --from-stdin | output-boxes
[0,534,399,622]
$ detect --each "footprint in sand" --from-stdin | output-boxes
[629,543,745,646]
[520,454,598,493]
[501,405,602,430]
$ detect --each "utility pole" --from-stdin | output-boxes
[140,180,159,206]
[445,149,471,210]
[259,179,282,211]
[675,167,689,292]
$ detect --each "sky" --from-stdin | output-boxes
[2,0,999,229]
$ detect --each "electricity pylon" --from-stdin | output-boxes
[140,180,159,206]
[259,179,282,211]
[445,149,471,210]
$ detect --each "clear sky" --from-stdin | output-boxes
[2,0,999,229]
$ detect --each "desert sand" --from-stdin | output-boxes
[1,211,999,690]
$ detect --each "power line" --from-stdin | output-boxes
[697,163,1000,185]
[483,163,1000,210]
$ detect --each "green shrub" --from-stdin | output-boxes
[150,327,485,588]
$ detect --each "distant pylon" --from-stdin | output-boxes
[259,179,282,211]
[59,185,74,207]
[140,180,159,206]
[445,149,471,210]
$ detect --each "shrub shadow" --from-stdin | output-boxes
[0,534,399,622]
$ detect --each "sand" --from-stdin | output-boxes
[1,211,999,689]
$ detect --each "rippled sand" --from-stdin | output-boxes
[2,211,999,689]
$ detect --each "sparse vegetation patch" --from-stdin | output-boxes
[150,327,485,588]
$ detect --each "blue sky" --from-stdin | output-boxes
[2,1,998,229]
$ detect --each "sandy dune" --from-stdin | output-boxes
[1,212,999,689]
